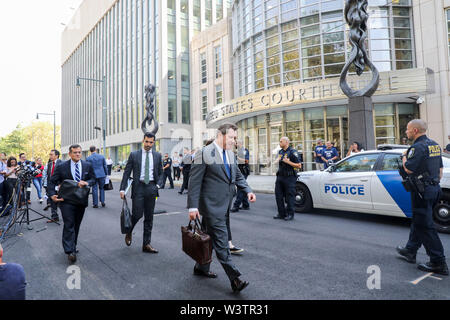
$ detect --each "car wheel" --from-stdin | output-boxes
[295,183,313,213]
[433,201,450,234]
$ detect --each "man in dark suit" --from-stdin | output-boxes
[86,146,108,208]
[178,147,192,194]
[188,123,256,292]
[48,145,96,263]
[119,133,164,254]
[43,149,62,222]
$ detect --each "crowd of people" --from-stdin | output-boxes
[2,119,450,299]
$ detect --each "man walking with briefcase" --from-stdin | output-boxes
[188,123,256,292]
[48,144,96,263]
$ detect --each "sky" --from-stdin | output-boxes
[0,0,83,137]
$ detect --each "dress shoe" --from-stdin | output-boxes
[230,207,239,213]
[273,215,285,219]
[231,277,249,292]
[418,261,449,275]
[93,205,98,208]
[125,233,132,246]
[241,206,250,210]
[169,187,174,189]
[39,199,43,204]
[142,244,158,253]
[68,253,77,263]
[178,191,183,195]
[101,203,106,207]
[27,200,31,205]
[193,267,217,278]
[43,204,51,211]
[396,245,416,263]
[230,246,244,254]
[47,218,59,223]
[284,215,294,221]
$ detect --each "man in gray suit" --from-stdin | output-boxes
[120,132,164,254]
[188,123,256,292]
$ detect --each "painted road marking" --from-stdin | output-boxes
[410,273,442,285]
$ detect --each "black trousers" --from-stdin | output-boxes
[45,187,59,220]
[275,175,297,217]
[60,202,86,254]
[406,186,446,264]
[233,174,249,209]
[0,181,7,209]
[180,170,190,192]
[162,170,174,188]
[196,215,241,282]
[5,178,17,206]
[131,181,157,246]
[173,167,181,180]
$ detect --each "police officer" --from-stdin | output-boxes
[396,119,448,275]
[231,140,250,212]
[161,153,174,189]
[274,137,302,221]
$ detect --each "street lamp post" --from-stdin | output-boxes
[76,76,107,156]
[36,111,56,150]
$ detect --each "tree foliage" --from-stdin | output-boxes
[0,122,61,162]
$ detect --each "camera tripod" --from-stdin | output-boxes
[14,179,60,230]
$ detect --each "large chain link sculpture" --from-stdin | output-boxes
[340,0,379,97]
[141,84,159,135]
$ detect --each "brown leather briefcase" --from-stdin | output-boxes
[181,218,213,265]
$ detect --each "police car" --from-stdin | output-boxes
[295,145,450,234]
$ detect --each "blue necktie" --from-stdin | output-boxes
[223,150,231,179]
[75,163,81,182]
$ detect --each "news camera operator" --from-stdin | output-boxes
[396,119,448,275]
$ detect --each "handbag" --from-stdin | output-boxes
[104,177,113,191]
[58,179,90,207]
[181,218,213,265]
[120,197,133,234]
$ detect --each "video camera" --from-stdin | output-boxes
[16,161,41,181]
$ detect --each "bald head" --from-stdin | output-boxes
[406,119,427,140]
[279,137,290,150]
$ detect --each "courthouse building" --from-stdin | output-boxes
[200,0,450,174]
[61,0,232,161]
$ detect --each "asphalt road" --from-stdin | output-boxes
[1,182,450,300]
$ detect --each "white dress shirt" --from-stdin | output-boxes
[70,160,82,181]
[140,148,154,182]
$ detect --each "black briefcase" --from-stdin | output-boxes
[120,197,133,234]
[104,180,113,191]
[58,180,90,207]
[181,218,213,265]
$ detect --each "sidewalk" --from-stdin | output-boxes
[109,171,276,194]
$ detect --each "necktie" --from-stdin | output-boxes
[51,161,55,177]
[223,150,231,179]
[144,151,150,184]
[75,162,81,182]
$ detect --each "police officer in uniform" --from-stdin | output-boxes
[396,119,448,275]
[161,153,174,189]
[274,137,302,221]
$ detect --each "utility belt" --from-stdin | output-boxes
[276,170,296,177]
[401,172,439,195]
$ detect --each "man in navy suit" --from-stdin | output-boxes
[48,144,96,263]
[86,146,108,208]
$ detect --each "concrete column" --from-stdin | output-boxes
[348,96,376,150]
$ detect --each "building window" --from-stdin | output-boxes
[205,0,212,27]
[215,84,223,104]
[168,94,177,123]
[182,95,190,124]
[201,89,208,120]
[447,9,450,59]
[201,52,207,83]
[215,46,222,78]
[216,0,223,22]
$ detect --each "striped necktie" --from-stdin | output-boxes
[75,162,81,182]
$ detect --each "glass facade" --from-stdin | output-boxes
[232,0,415,95]
[236,103,418,174]
[61,0,232,157]
[447,9,450,58]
